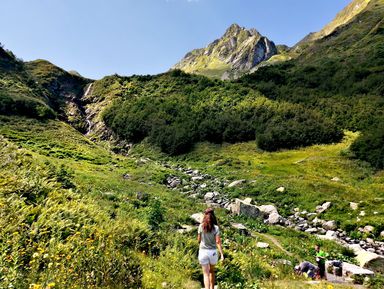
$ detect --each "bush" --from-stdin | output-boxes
[350,122,384,169]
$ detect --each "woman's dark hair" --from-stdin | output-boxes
[202,208,218,233]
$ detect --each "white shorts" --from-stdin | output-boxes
[198,249,218,265]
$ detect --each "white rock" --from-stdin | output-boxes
[363,225,375,234]
[276,186,285,192]
[350,202,359,210]
[258,205,278,217]
[359,211,366,216]
[204,192,219,201]
[323,220,337,230]
[380,231,384,238]
[342,262,374,276]
[305,228,318,234]
[228,179,246,188]
[231,223,247,231]
[257,242,270,249]
[191,176,204,181]
[325,230,337,238]
[190,213,204,224]
[200,183,207,189]
[243,197,253,205]
[268,212,283,225]
[316,202,332,213]
[331,177,341,182]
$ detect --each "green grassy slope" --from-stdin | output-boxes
[0,115,366,288]
[239,0,384,132]
[160,132,384,236]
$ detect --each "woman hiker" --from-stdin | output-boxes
[197,208,224,289]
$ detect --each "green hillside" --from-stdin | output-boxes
[0,115,374,289]
[1,0,384,288]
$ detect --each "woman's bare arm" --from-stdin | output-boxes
[216,235,224,261]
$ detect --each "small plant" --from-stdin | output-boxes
[147,198,165,231]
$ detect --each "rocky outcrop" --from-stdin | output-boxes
[173,24,277,79]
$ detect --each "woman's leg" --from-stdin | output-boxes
[202,264,210,289]
[209,265,215,289]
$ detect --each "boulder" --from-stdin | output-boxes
[276,186,285,192]
[243,197,253,205]
[312,217,325,226]
[325,230,337,238]
[190,213,204,224]
[323,220,337,230]
[316,202,332,213]
[204,192,220,202]
[349,244,384,273]
[305,228,318,234]
[231,199,261,218]
[228,179,246,188]
[342,262,374,277]
[350,202,359,210]
[256,242,270,249]
[258,205,278,218]
[268,212,284,225]
[363,225,375,234]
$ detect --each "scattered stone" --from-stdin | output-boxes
[204,192,220,202]
[256,242,270,249]
[190,213,204,224]
[231,223,248,235]
[191,176,204,182]
[316,202,332,213]
[325,230,337,238]
[276,186,285,192]
[363,226,375,234]
[258,205,278,217]
[323,220,337,231]
[359,211,366,216]
[350,202,359,210]
[305,228,318,234]
[273,259,292,266]
[380,231,384,238]
[312,217,325,226]
[228,179,246,188]
[200,183,207,189]
[122,173,131,180]
[331,177,341,182]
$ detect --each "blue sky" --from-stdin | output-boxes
[0,0,351,79]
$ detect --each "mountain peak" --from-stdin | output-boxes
[173,24,276,79]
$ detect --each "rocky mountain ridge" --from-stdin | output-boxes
[173,24,277,79]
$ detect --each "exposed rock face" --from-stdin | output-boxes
[231,199,261,218]
[173,24,277,79]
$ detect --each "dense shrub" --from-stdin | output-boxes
[101,72,342,155]
[350,122,384,169]
[0,93,55,119]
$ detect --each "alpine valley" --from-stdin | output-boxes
[0,0,384,288]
